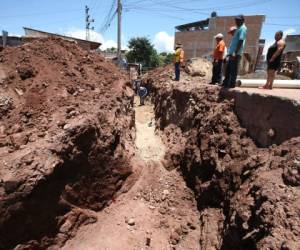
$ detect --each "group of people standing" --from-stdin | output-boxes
[174,14,286,90]
[211,15,247,88]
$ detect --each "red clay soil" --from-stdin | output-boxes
[144,67,300,250]
[0,38,135,249]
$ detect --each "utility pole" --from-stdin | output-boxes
[117,0,122,62]
[85,5,95,41]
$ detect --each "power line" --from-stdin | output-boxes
[124,0,272,12]
[99,0,117,33]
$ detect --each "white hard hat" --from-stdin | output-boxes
[228,26,237,34]
[214,33,224,39]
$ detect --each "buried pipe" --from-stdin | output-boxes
[236,79,300,88]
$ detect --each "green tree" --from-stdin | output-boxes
[126,37,160,69]
[159,52,174,65]
[104,47,117,52]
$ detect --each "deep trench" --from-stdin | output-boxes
[147,81,286,250]
[1,80,295,250]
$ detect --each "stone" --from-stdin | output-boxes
[159,207,167,215]
[187,221,197,230]
[59,219,73,233]
[14,88,24,96]
[181,225,189,234]
[4,180,20,193]
[0,136,8,147]
[146,237,151,246]
[63,124,71,130]
[10,132,28,148]
[174,225,183,236]
[11,124,22,133]
[163,189,170,195]
[17,65,36,80]
[57,121,66,128]
[267,128,275,138]
[170,232,180,245]
[127,218,135,226]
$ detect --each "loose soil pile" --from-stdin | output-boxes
[0,38,135,249]
[144,68,300,249]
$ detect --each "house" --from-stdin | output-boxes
[175,13,265,74]
[0,28,101,51]
[23,27,101,51]
[279,35,300,78]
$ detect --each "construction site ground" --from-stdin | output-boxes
[63,97,200,250]
[0,39,299,250]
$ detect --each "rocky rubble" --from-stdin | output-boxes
[144,69,300,250]
[0,38,135,249]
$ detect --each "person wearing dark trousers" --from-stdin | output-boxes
[138,86,148,105]
[211,33,226,85]
[174,42,185,81]
[223,55,241,87]
[223,15,247,88]
[212,60,224,84]
[175,62,181,81]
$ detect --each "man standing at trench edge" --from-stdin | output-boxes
[174,42,185,81]
[223,15,247,88]
[211,33,226,85]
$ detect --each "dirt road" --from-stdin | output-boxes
[62,97,200,250]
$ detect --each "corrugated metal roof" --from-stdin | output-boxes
[23,27,101,50]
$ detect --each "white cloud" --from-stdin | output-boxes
[103,40,118,49]
[8,33,21,37]
[153,31,174,53]
[65,29,126,50]
[66,29,103,43]
[263,28,296,55]
[283,28,296,37]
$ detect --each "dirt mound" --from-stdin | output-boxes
[144,70,300,249]
[0,38,135,249]
[185,57,212,79]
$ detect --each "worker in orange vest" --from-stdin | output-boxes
[174,42,185,81]
[211,33,226,85]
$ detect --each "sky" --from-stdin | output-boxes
[1,0,300,53]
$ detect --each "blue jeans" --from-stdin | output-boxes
[175,62,180,81]
[223,55,241,88]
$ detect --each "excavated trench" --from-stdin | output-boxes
[147,79,300,250]
[1,38,299,249]
[3,80,300,250]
